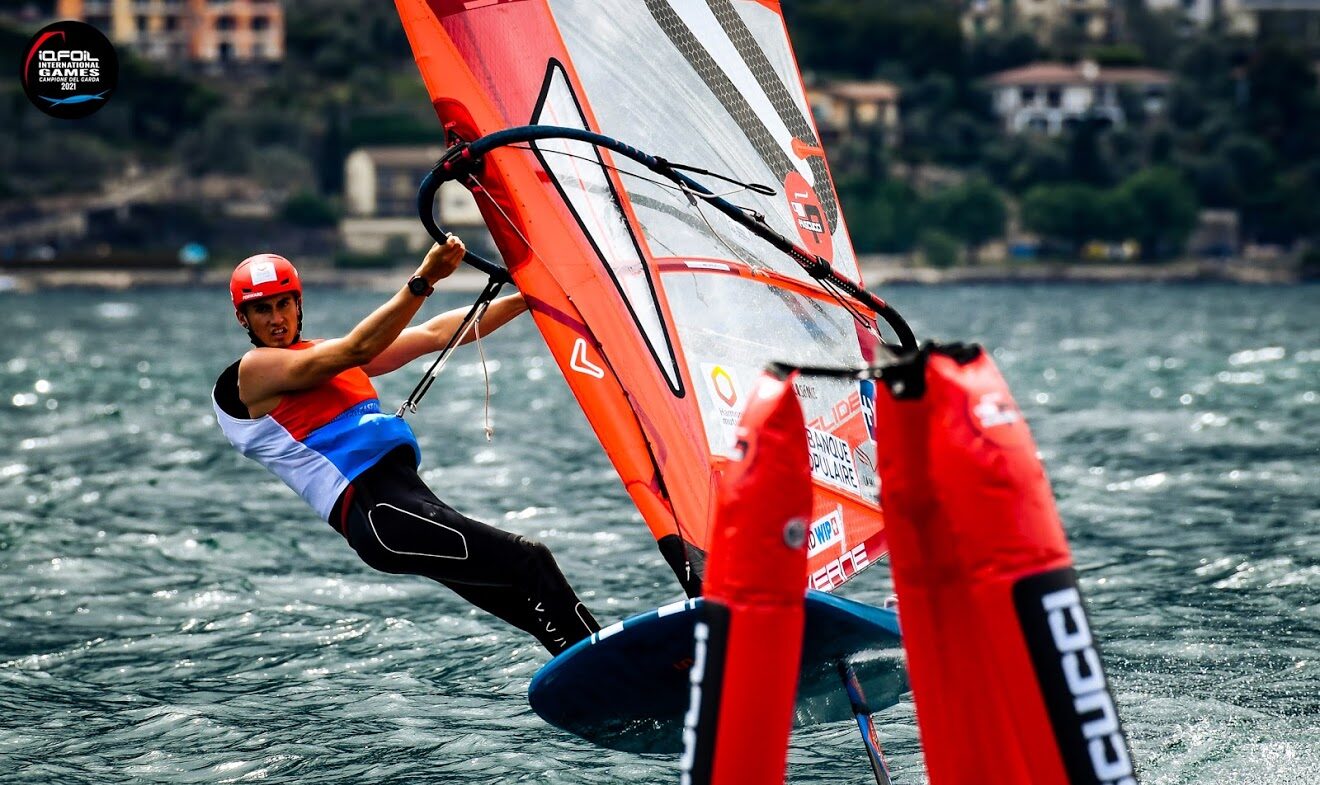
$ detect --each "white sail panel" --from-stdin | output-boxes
[663,271,879,504]
[531,63,683,393]
[546,0,862,282]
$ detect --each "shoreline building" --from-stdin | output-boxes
[340,147,489,258]
[986,61,1172,134]
[53,0,284,68]
[806,79,901,179]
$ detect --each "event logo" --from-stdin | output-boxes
[810,542,869,591]
[21,21,118,120]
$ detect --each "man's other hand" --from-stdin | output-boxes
[420,236,466,282]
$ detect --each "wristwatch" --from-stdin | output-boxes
[407,275,434,297]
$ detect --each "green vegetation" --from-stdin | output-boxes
[918,229,961,269]
[925,177,1007,263]
[783,0,1320,261]
[3,1,1317,266]
[1020,169,1198,261]
[281,191,339,228]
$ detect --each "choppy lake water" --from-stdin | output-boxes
[1,283,1316,784]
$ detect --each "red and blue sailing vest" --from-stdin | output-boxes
[212,341,420,520]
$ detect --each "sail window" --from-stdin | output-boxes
[530,62,685,396]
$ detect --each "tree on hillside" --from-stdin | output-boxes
[781,0,964,79]
[1272,161,1320,246]
[966,30,1041,78]
[1119,167,1199,260]
[1066,117,1116,187]
[1112,0,1183,68]
[1096,188,1140,244]
[1021,183,1107,257]
[840,179,925,254]
[982,135,1070,194]
[283,0,412,79]
[928,178,1007,264]
[1247,43,1320,161]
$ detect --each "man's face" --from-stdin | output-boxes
[239,293,300,348]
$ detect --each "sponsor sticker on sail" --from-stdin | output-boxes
[806,426,862,495]
[701,363,747,456]
[806,507,845,557]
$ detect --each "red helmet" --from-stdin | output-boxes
[229,253,301,309]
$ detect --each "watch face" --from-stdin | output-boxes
[409,277,429,295]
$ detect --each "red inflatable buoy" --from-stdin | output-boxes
[872,344,1138,785]
[680,371,812,785]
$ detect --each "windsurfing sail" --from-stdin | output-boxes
[393,0,908,595]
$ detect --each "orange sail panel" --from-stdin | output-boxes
[394,0,887,593]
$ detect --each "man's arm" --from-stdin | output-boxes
[238,238,465,412]
[360,293,530,377]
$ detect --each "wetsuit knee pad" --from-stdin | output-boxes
[365,502,470,563]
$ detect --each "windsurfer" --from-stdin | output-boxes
[211,237,600,654]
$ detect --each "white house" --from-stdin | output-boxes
[340,147,485,256]
[986,61,1172,135]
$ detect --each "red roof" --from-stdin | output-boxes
[986,62,1171,87]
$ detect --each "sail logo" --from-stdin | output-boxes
[973,392,1020,428]
[568,339,605,379]
[806,427,861,495]
[791,199,824,236]
[805,390,863,432]
[783,171,832,261]
[701,363,747,456]
[853,442,879,502]
[1015,570,1138,785]
[859,380,876,437]
[708,365,738,407]
[806,508,844,557]
[792,379,818,400]
[810,542,869,591]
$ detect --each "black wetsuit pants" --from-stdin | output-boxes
[332,447,599,654]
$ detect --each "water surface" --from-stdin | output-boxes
[1,283,1315,783]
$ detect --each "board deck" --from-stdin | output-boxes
[528,590,905,753]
